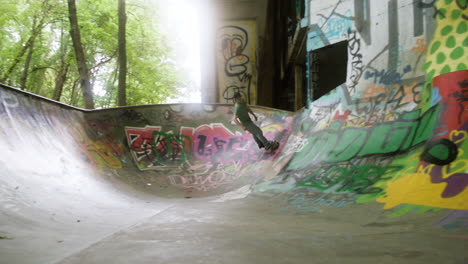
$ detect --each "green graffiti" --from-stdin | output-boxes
[329,127,367,162]
[287,106,439,170]
[299,166,347,190]
[410,107,439,145]
[151,131,193,166]
[387,204,442,218]
[298,165,401,194]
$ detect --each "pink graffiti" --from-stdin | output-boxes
[181,123,256,163]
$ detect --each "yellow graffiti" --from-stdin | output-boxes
[378,162,468,210]
[261,123,284,133]
[377,173,468,210]
[374,141,468,210]
[71,122,122,169]
[442,156,466,180]
[450,129,467,144]
[424,1,468,81]
[86,140,122,169]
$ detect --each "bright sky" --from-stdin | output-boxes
[156,0,202,103]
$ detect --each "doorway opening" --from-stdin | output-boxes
[310,40,348,100]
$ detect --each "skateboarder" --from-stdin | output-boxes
[232,92,279,152]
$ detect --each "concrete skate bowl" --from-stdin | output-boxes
[0,80,467,264]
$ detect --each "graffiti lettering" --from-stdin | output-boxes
[168,162,241,191]
[346,111,396,127]
[126,126,161,169]
[361,82,423,109]
[317,10,352,42]
[364,65,412,85]
[127,123,287,170]
[288,106,439,170]
[152,131,192,166]
[283,135,309,156]
[347,29,363,93]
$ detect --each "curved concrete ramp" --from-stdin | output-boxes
[0,82,467,264]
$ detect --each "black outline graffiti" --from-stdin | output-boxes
[118,110,147,123]
[420,138,458,165]
[218,25,253,103]
[451,79,468,124]
[347,29,364,93]
[223,85,248,101]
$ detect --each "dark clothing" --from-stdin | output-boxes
[245,121,271,149]
[234,102,272,150]
[234,102,252,124]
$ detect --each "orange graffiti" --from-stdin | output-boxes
[362,83,420,105]
[71,123,122,169]
[412,38,426,54]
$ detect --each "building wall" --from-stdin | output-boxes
[199,0,269,105]
[290,0,468,215]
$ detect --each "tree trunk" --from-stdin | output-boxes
[70,78,80,105]
[53,28,70,101]
[105,65,119,108]
[20,45,35,90]
[118,0,127,106]
[53,63,69,101]
[20,16,39,90]
[67,0,95,109]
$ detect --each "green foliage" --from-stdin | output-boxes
[0,0,185,108]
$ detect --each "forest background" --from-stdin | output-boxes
[0,0,190,109]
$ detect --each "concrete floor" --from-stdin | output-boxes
[3,158,466,264]
[2,182,466,264]
[57,196,466,264]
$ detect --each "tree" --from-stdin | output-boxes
[118,0,127,106]
[52,27,71,101]
[67,0,95,109]
[0,0,186,108]
[0,1,50,86]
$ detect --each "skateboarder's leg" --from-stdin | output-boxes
[252,134,265,148]
[245,122,271,150]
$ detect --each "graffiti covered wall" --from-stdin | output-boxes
[216,21,258,104]
[74,103,293,194]
[269,0,467,218]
